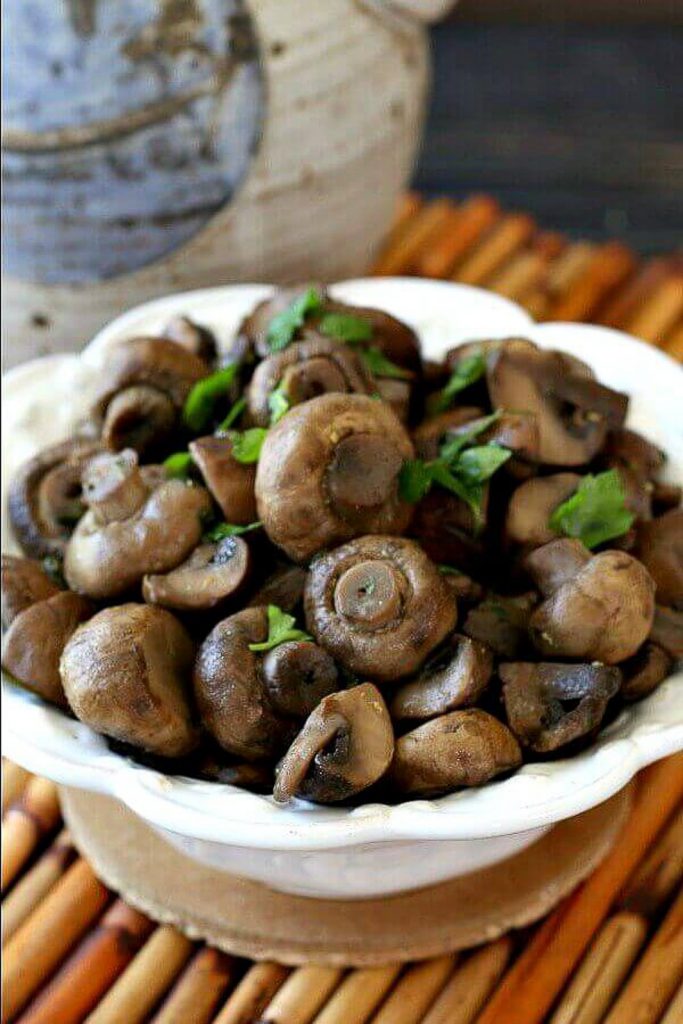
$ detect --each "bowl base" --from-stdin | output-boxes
[60,784,632,967]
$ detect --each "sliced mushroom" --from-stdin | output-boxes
[247,564,307,614]
[634,510,683,609]
[650,605,683,659]
[463,592,537,659]
[620,643,674,702]
[247,336,373,426]
[163,315,217,364]
[9,438,103,558]
[193,607,286,761]
[390,634,493,720]
[2,591,93,708]
[529,549,655,664]
[256,394,414,563]
[305,535,457,682]
[64,452,212,599]
[389,709,522,797]
[61,604,198,757]
[189,436,257,525]
[273,683,394,804]
[487,339,627,465]
[500,661,621,753]
[505,474,582,549]
[143,537,251,612]
[261,641,339,718]
[524,537,591,596]
[1,555,61,628]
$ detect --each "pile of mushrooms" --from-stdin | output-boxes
[3,286,681,807]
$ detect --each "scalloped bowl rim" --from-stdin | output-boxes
[3,277,682,851]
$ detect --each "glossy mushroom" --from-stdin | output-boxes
[247,564,307,614]
[163,315,217,364]
[390,634,493,720]
[64,450,212,599]
[261,641,339,718]
[650,605,683,659]
[256,394,414,563]
[528,547,655,664]
[1,554,61,628]
[634,509,683,609]
[273,683,394,804]
[189,435,257,525]
[620,643,674,702]
[463,592,537,659]
[61,604,198,757]
[304,535,457,682]
[8,438,103,558]
[505,473,582,549]
[389,709,522,798]
[523,537,591,596]
[500,661,621,752]
[143,537,251,612]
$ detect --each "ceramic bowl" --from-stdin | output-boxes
[3,278,682,899]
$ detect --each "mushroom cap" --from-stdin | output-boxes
[193,607,286,761]
[261,640,339,718]
[61,604,198,757]
[143,537,251,612]
[529,550,655,664]
[463,592,537,659]
[486,339,623,466]
[8,438,103,558]
[389,709,522,798]
[1,555,61,628]
[390,633,493,720]
[189,435,257,525]
[304,535,457,682]
[256,394,414,563]
[101,385,176,456]
[505,473,582,549]
[634,509,683,609]
[64,479,212,599]
[603,428,665,482]
[524,537,592,596]
[650,605,683,659]
[247,336,373,426]
[92,336,207,418]
[237,285,325,359]
[163,315,217,364]
[2,591,93,708]
[273,683,394,804]
[410,488,486,573]
[500,661,621,753]
[247,564,307,614]
[620,642,673,702]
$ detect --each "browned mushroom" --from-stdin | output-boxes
[2,591,93,708]
[634,509,683,609]
[1,554,61,628]
[189,435,257,525]
[321,299,421,374]
[304,535,457,682]
[256,394,414,563]
[389,709,522,797]
[64,450,212,599]
[620,643,674,701]
[650,605,683,659]
[163,315,217,364]
[411,487,486,573]
[247,564,307,614]
[261,641,339,718]
[390,634,493,720]
[500,661,621,752]
[487,339,627,465]
[413,407,483,460]
[273,683,394,804]
[528,548,655,664]
[91,337,206,454]
[603,428,665,482]
[247,336,373,426]
[652,481,682,515]
[61,604,198,757]
[8,438,103,558]
[142,537,251,612]
[524,537,591,595]
[463,592,537,659]
[505,474,582,549]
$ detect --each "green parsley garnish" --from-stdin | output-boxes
[268,383,291,425]
[248,604,313,653]
[549,469,635,549]
[183,365,239,432]
[216,395,247,433]
[204,520,262,542]
[229,427,268,464]
[429,352,486,414]
[163,452,193,479]
[318,312,373,343]
[437,564,463,576]
[266,288,323,352]
[357,346,411,380]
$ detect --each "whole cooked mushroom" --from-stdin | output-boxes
[9,438,103,558]
[505,474,582,549]
[411,488,486,573]
[528,546,655,664]
[304,535,457,682]
[143,537,251,612]
[634,509,683,609]
[163,315,217,364]
[256,394,414,563]
[463,592,537,659]
[1,554,61,628]
[247,564,307,614]
[620,643,674,701]
[650,605,683,659]
[91,337,207,455]
[273,683,394,804]
[500,661,621,752]
[3,590,93,707]
[523,537,591,595]
[61,604,198,757]
[390,634,493,720]
[64,450,212,599]
[487,339,627,466]
[261,641,339,718]
[247,336,373,426]
[389,709,522,797]
[189,435,257,525]
[603,428,665,482]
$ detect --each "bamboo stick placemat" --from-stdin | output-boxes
[2,194,683,1022]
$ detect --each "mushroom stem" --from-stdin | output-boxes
[81,450,148,525]
[273,710,346,803]
[333,560,405,627]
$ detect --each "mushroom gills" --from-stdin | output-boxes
[391,634,493,720]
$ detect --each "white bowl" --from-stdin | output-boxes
[3,279,682,900]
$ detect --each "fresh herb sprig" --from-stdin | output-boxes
[266,288,323,352]
[318,312,373,343]
[204,520,262,542]
[248,604,313,653]
[163,452,193,480]
[229,427,268,464]
[268,383,290,425]
[183,364,239,432]
[549,469,635,549]
[216,395,247,433]
[429,352,486,414]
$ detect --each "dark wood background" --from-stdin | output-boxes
[415,18,682,254]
